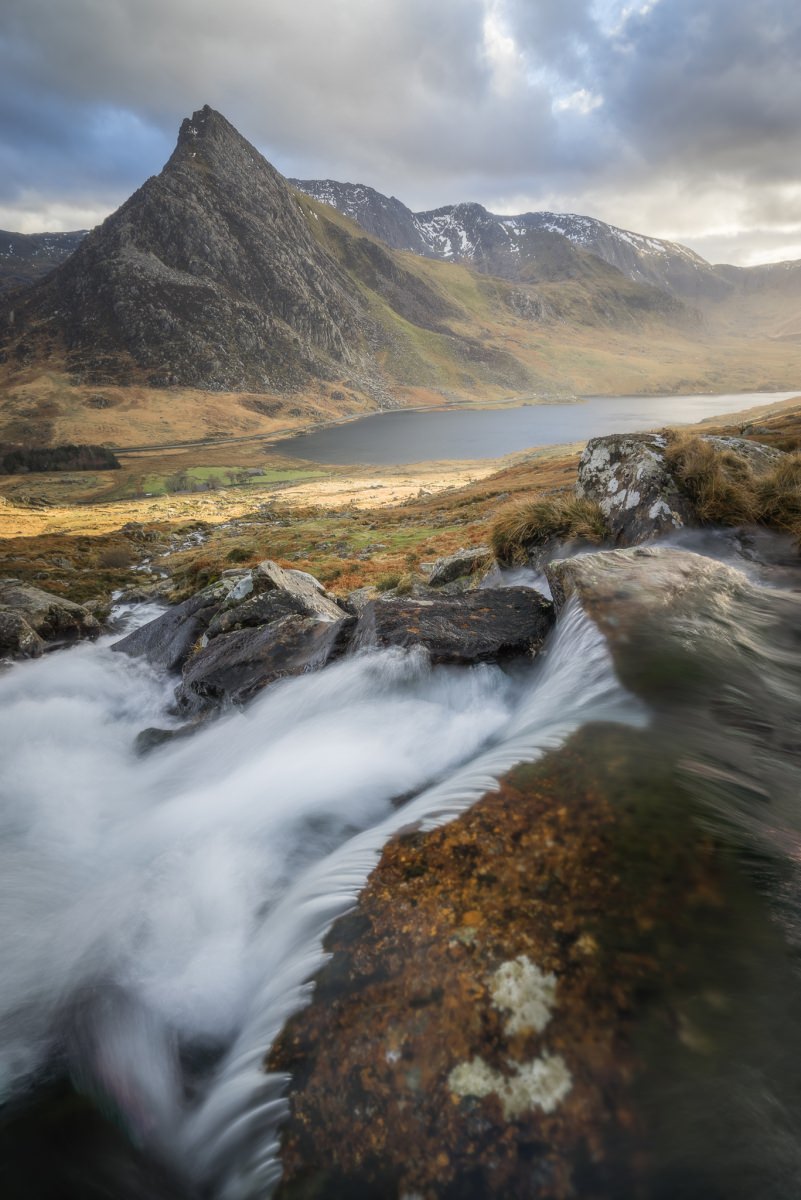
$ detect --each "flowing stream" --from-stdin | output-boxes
[2,541,801,1197]
[0,593,639,1197]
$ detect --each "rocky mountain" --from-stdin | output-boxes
[4,107,799,430]
[0,107,691,405]
[292,180,731,301]
[0,230,86,295]
[0,107,376,392]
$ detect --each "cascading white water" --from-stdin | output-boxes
[0,599,643,1196]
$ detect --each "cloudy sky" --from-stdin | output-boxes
[2,0,800,265]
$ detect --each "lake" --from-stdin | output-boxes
[273,391,798,465]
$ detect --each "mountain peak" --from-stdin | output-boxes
[0,107,369,390]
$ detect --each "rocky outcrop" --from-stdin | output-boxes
[268,723,780,1199]
[427,545,496,588]
[349,588,554,665]
[112,579,236,672]
[1,107,369,391]
[177,615,355,710]
[0,580,100,658]
[575,433,695,544]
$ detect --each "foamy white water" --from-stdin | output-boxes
[0,600,643,1196]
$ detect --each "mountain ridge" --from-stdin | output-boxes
[1,105,800,451]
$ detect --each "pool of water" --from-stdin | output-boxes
[273,391,798,465]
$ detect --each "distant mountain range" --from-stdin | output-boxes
[0,230,86,294]
[1,106,800,441]
[291,179,801,319]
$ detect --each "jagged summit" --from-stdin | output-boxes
[0,106,370,391]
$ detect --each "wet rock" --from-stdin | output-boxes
[205,590,310,639]
[112,579,235,671]
[0,610,45,658]
[134,722,208,755]
[576,433,694,545]
[268,724,788,1199]
[349,587,554,665]
[546,545,753,623]
[0,579,100,657]
[177,615,355,710]
[428,545,495,587]
[344,585,380,614]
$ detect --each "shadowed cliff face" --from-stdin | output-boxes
[0,107,373,392]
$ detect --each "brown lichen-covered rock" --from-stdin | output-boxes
[349,587,554,665]
[268,723,785,1199]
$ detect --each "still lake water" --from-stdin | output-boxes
[273,391,799,465]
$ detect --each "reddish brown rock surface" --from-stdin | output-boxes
[267,723,759,1199]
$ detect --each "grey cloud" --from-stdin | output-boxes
[1,0,801,263]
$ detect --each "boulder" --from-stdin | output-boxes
[177,615,355,710]
[252,560,345,621]
[0,610,45,658]
[349,587,554,665]
[205,590,310,639]
[427,545,496,588]
[703,435,784,474]
[0,579,100,658]
[112,579,235,671]
[268,724,784,1199]
[113,561,348,673]
[545,545,753,621]
[576,433,694,545]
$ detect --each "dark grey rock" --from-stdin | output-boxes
[112,580,234,671]
[206,589,308,638]
[349,587,554,665]
[177,615,355,709]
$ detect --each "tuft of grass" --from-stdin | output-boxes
[755,454,801,534]
[666,435,801,544]
[664,436,758,525]
[375,572,403,592]
[490,494,608,564]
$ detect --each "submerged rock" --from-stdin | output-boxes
[576,432,694,544]
[0,579,100,658]
[350,587,554,665]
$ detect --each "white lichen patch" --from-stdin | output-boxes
[448,1052,572,1119]
[491,956,557,1035]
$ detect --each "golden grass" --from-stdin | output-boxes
[490,494,608,564]
[756,455,801,532]
[665,433,801,542]
[664,435,757,524]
